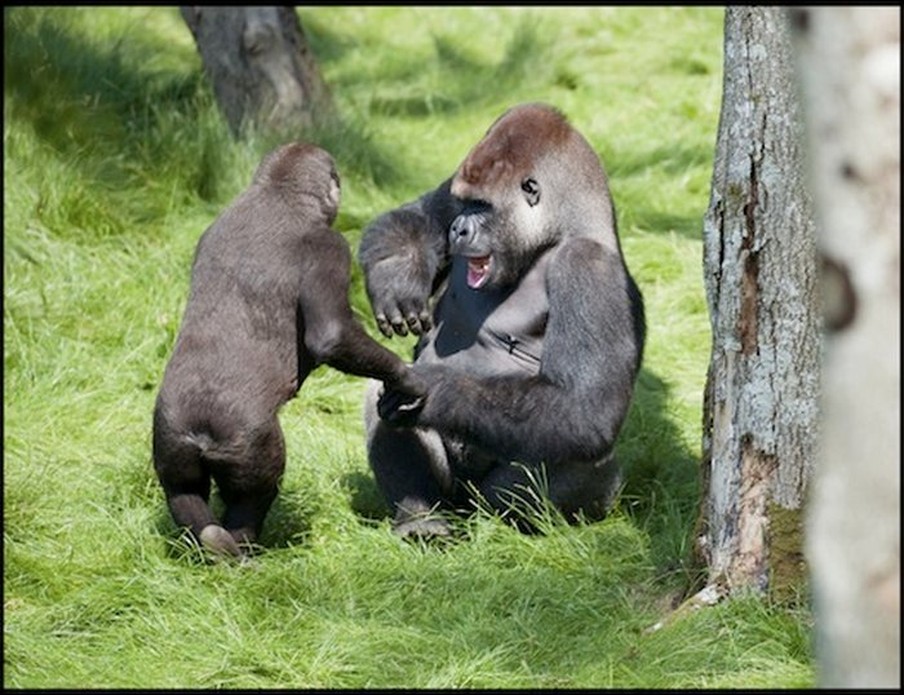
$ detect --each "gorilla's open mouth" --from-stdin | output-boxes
[466,255,492,289]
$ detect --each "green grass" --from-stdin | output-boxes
[3,6,814,688]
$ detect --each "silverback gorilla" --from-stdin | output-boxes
[359,103,645,538]
[153,142,423,558]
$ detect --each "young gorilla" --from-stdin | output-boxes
[153,142,423,559]
[359,103,646,538]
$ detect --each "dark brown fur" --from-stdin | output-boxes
[456,103,572,192]
[153,142,423,558]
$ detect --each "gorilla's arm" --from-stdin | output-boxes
[358,178,461,338]
[295,231,426,397]
[381,237,645,465]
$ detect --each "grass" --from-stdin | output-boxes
[3,6,814,689]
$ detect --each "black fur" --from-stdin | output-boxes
[359,104,645,537]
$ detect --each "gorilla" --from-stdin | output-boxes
[153,142,424,559]
[358,103,645,538]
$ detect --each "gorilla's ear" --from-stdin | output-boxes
[521,177,540,207]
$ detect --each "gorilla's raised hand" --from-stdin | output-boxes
[358,181,462,338]
[363,252,434,338]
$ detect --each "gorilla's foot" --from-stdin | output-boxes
[393,516,452,541]
[199,523,243,559]
[392,497,452,541]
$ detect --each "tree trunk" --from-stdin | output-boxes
[697,6,819,601]
[180,6,333,137]
[788,7,900,688]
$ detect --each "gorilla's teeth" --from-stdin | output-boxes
[467,255,491,288]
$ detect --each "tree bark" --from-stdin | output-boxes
[789,6,900,688]
[181,6,333,137]
[697,6,819,601]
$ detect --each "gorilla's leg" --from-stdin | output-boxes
[215,417,286,554]
[364,380,452,538]
[154,424,240,556]
[473,462,550,532]
[476,455,623,531]
[164,480,225,550]
[219,486,279,551]
[546,454,623,523]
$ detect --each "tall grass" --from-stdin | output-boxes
[4,6,814,688]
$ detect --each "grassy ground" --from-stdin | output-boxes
[3,6,814,688]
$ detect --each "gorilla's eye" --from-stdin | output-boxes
[521,178,540,207]
[461,199,492,215]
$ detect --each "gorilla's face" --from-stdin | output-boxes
[446,104,580,290]
[448,200,494,289]
[448,176,546,290]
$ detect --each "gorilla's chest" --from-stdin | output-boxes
[417,251,551,376]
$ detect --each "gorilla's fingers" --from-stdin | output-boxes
[375,314,394,338]
[405,313,422,334]
[377,309,409,337]
[395,394,426,414]
[390,396,426,427]
[390,316,409,337]
[398,298,427,336]
[377,390,404,421]
[391,366,428,399]
[418,310,433,333]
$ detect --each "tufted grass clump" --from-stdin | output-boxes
[4,6,813,689]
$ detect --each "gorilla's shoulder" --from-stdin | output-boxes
[554,235,607,263]
[546,236,629,293]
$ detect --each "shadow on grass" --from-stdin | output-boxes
[344,470,391,524]
[4,9,192,153]
[3,8,405,203]
[4,8,549,208]
[618,368,702,588]
[305,11,549,122]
